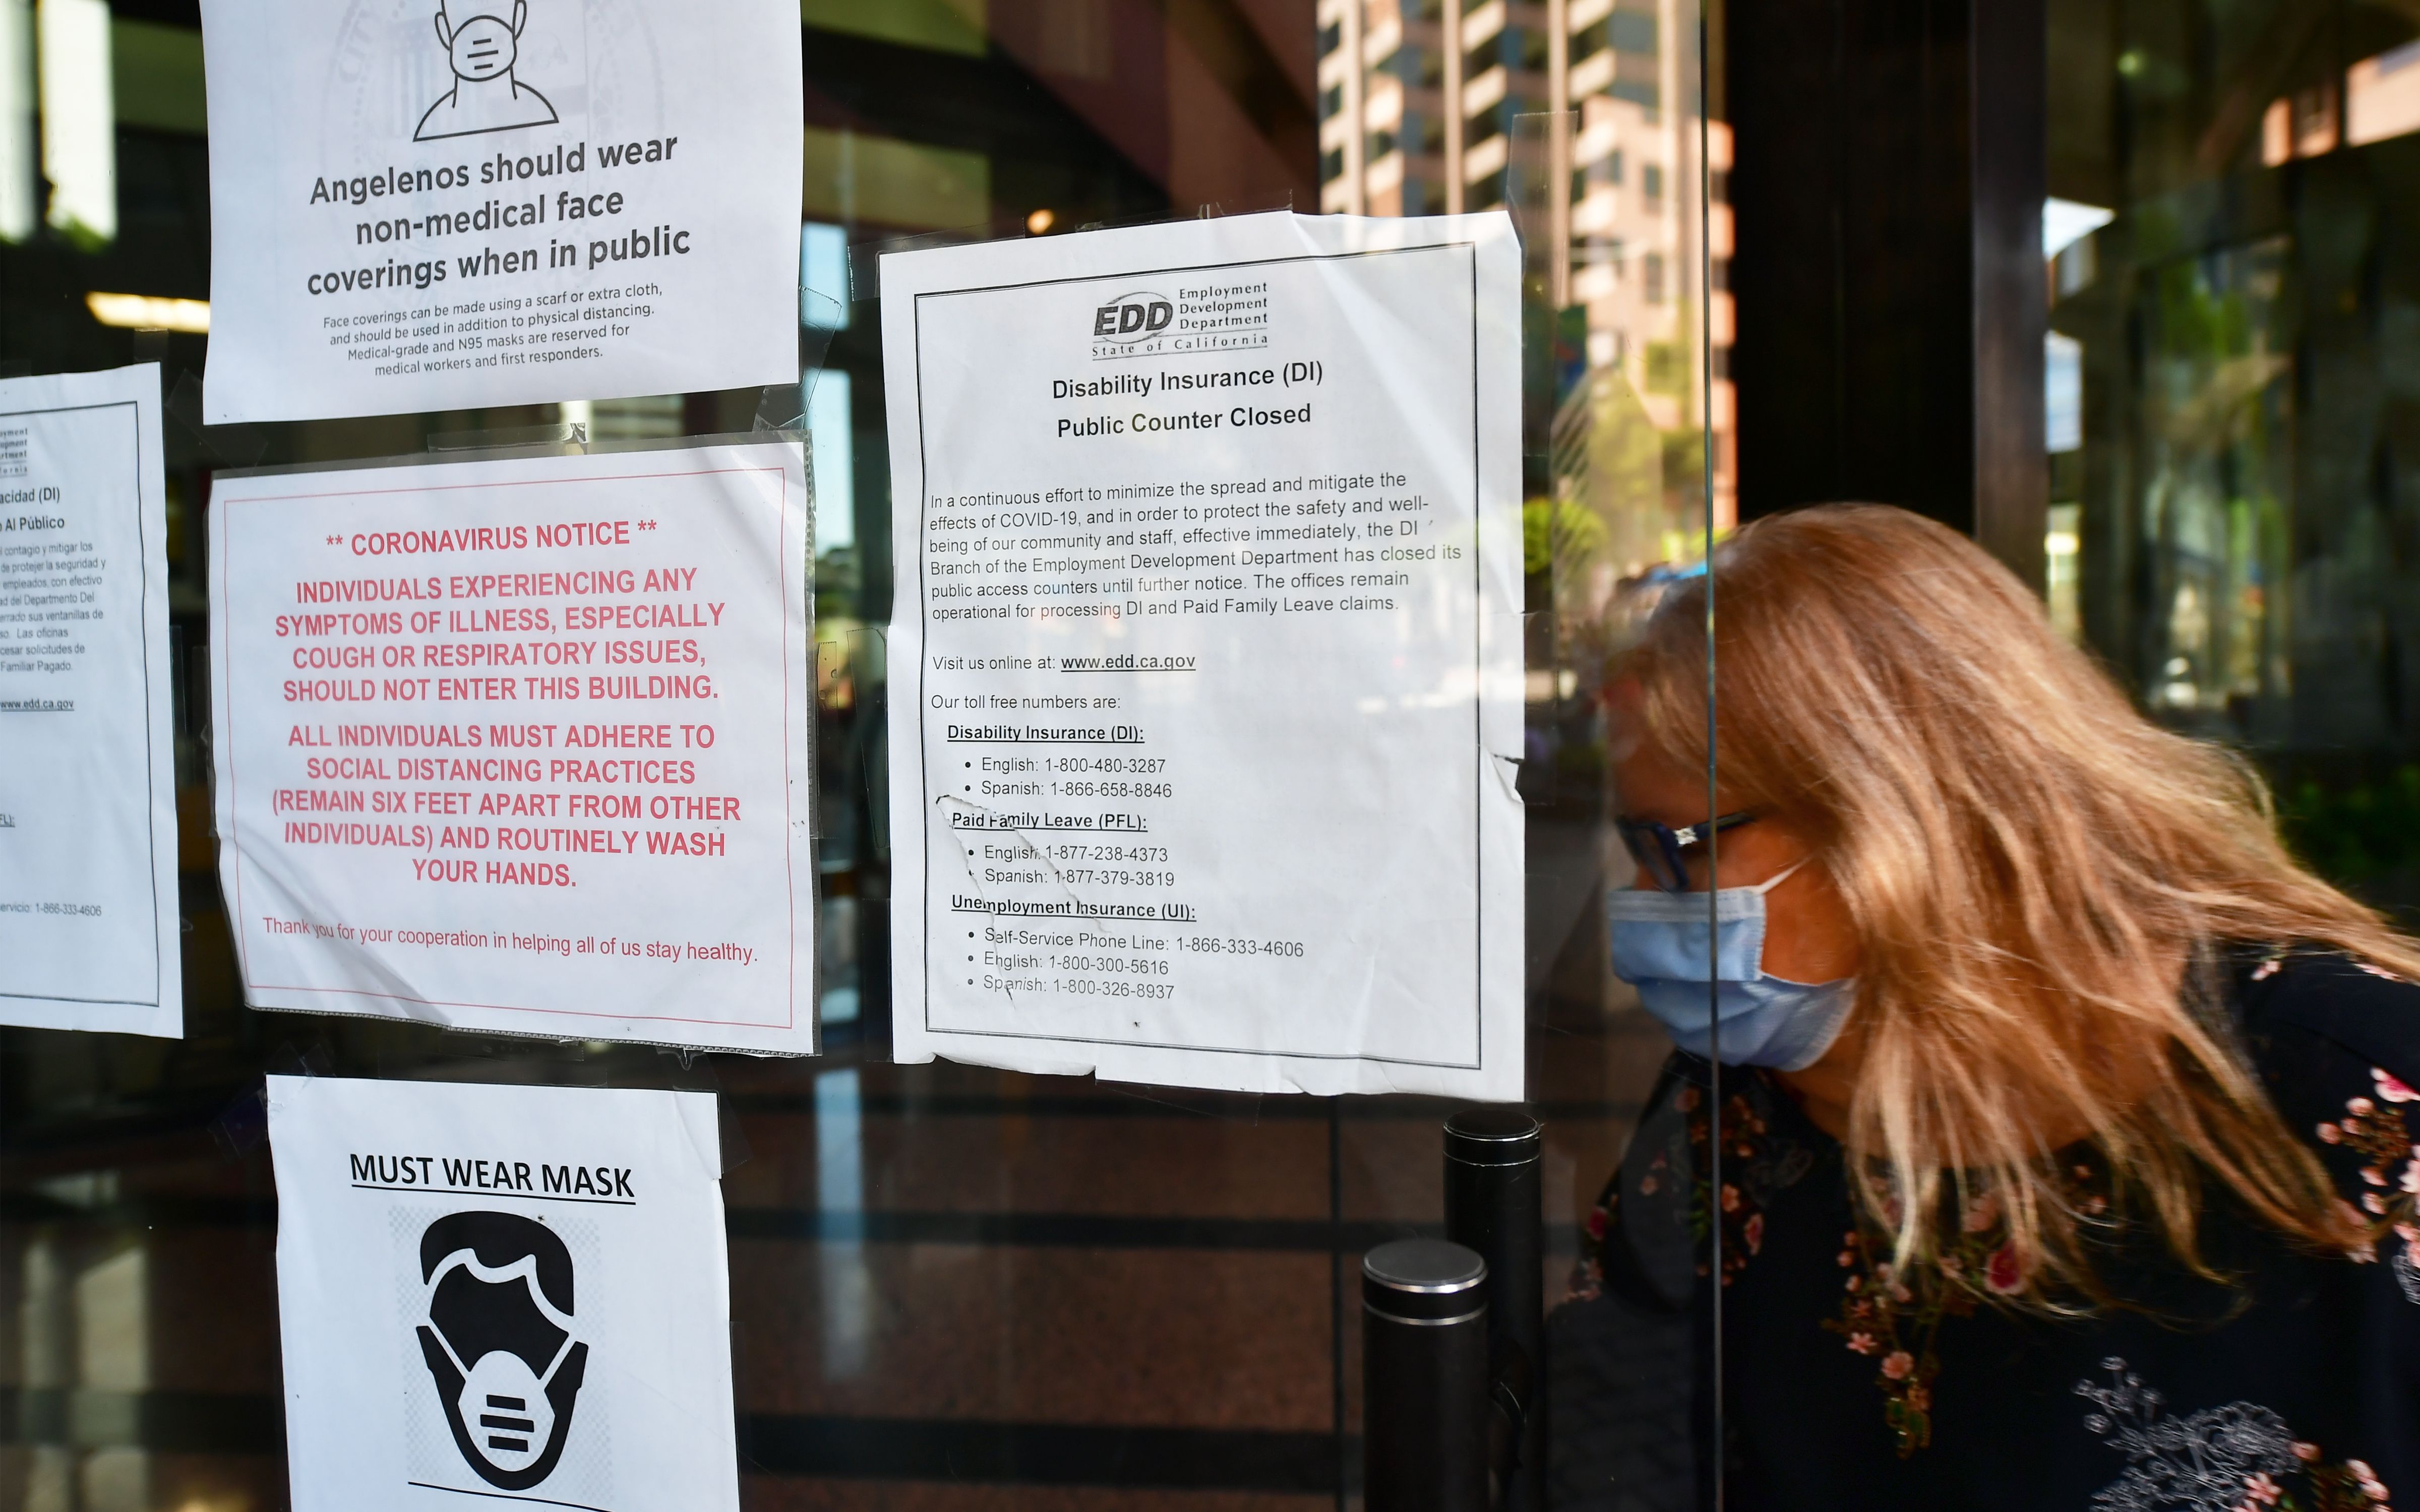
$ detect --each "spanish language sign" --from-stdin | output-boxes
[270,1075,738,1512]
[209,442,816,1052]
[0,365,181,1038]
[881,212,1523,1098]
[198,0,802,423]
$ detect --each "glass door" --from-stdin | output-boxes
[0,1,1724,1508]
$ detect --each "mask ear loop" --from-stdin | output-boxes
[1604,854,1814,916]
[424,1300,476,1382]
[1744,855,1812,896]
[531,1332,576,1386]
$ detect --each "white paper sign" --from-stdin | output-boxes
[268,1075,737,1512]
[0,365,181,1038]
[198,0,803,423]
[209,442,816,1052]
[881,212,1524,1099]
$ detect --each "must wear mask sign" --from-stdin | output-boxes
[268,1075,738,1512]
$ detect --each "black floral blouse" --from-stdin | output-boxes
[1550,949,2420,1512]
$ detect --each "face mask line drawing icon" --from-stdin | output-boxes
[414,1211,590,1493]
[415,0,560,143]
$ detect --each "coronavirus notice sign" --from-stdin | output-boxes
[268,1075,739,1512]
[197,0,802,423]
[208,442,816,1053]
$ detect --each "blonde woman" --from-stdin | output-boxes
[1563,506,2418,1510]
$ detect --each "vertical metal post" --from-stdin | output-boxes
[1444,1108,1543,1512]
[1330,1098,1348,1512]
[1362,1239,1489,1512]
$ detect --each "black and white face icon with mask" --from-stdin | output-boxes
[413,0,560,142]
[415,1211,589,1491]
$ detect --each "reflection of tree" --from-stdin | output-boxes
[1538,365,1709,696]
[815,545,861,714]
[2138,237,2293,729]
[1526,496,1606,581]
[2278,764,2420,896]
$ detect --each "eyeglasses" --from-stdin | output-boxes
[1613,809,1762,893]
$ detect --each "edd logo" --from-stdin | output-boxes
[1093,290,1174,342]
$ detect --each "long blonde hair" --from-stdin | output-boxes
[1618,503,2419,1305]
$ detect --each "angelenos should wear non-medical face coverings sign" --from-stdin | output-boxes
[197,0,803,424]
[880,211,1525,1100]
[268,1076,737,1512]
[0,365,182,1038]
[208,440,818,1053]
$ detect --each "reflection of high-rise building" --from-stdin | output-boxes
[1316,0,1733,531]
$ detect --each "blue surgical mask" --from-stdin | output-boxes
[1606,859,1856,1070]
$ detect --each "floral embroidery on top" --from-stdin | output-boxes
[1821,1200,1983,1457]
[1566,1180,1612,1304]
[2076,1358,2392,1512]
[1564,1071,1811,1306]
[1689,1085,1791,1285]
[1820,1174,2106,1458]
[2316,1067,2420,1302]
